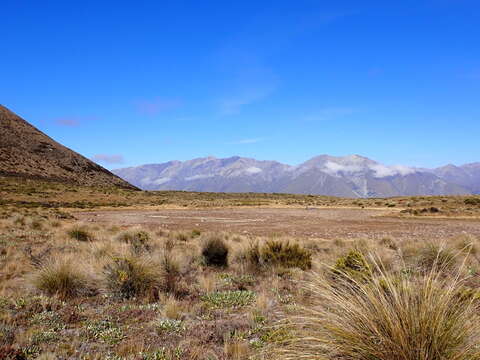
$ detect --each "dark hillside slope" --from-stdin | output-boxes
[0,105,137,189]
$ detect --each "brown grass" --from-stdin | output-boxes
[273,258,480,360]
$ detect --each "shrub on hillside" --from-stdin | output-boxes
[201,235,229,267]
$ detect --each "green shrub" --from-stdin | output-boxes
[67,227,93,242]
[201,235,229,267]
[464,198,480,206]
[333,250,371,281]
[103,256,161,299]
[32,260,93,299]
[260,240,312,270]
[191,229,201,238]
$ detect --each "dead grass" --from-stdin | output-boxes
[1,200,479,358]
[31,258,94,299]
[273,258,480,360]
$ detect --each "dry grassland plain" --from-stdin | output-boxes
[1,176,480,359]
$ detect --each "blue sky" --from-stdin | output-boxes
[2,0,479,169]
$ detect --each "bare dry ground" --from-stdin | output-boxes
[75,207,480,241]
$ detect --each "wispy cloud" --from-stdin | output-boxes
[55,117,80,127]
[134,97,181,116]
[218,67,279,115]
[53,115,98,127]
[91,154,125,165]
[228,137,264,145]
[219,66,279,115]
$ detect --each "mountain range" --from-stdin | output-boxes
[113,155,480,198]
[0,105,136,189]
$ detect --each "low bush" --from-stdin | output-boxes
[201,235,229,267]
[32,260,93,299]
[333,250,371,282]
[464,198,480,206]
[103,256,161,299]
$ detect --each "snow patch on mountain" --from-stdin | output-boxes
[245,166,262,174]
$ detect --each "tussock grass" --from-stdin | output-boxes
[67,226,94,242]
[273,258,480,360]
[237,239,312,270]
[416,242,457,273]
[116,229,151,254]
[103,255,161,299]
[31,259,93,299]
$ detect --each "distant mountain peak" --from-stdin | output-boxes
[113,155,476,197]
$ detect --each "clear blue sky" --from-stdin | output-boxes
[2,1,479,169]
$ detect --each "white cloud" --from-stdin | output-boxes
[323,161,363,175]
[371,164,416,178]
[322,161,416,178]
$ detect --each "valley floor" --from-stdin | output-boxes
[75,207,480,241]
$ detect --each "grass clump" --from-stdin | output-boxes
[103,256,161,299]
[416,243,456,273]
[201,235,229,267]
[273,264,480,360]
[260,240,312,270]
[67,226,93,242]
[116,230,151,254]
[31,259,93,299]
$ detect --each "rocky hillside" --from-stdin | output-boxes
[0,105,137,189]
